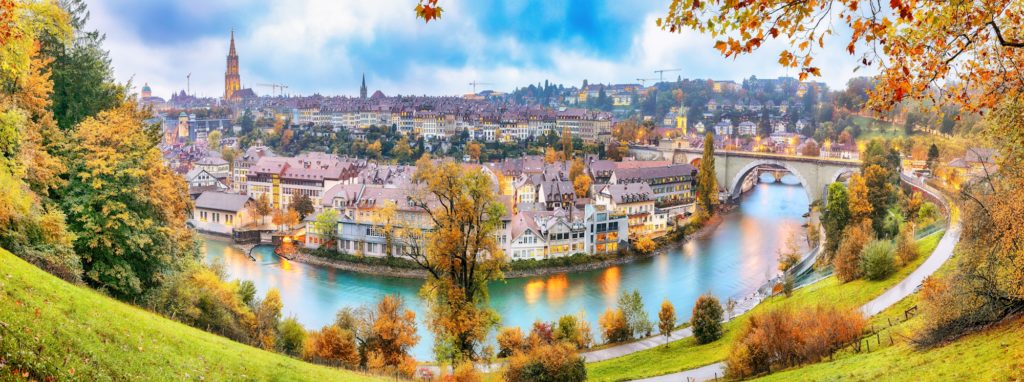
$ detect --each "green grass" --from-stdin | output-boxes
[0,248,385,382]
[852,115,903,140]
[585,231,944,382]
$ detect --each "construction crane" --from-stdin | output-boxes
[468,81,493,94]
[636,78,659,86]
[654,68,682,82]
[257,83,289,96]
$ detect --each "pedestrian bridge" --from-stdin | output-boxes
[630,145,861,202]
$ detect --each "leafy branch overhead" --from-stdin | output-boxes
[415,0,444,23]
[658,0,1024,112]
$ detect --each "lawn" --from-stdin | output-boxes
[852,115,903,140]
[585,231,944,382]
[0,248,386,382]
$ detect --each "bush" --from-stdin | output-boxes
[278,317,306,356]
[148,263,256,344]
[496,326,527,357]
[634,236,657,254]
[725,306,866,379]
[503,342,587,382]
[448,361,482,382]
[833,219,874,282]
[860,239,897,281]
[916,201,940,226]
[598,308,630,343]
[691,293,724,344]
[554,314,592,350]
[528,320,555,349]
[303,325,360,368]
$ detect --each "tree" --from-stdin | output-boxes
[544,146,558,164]
[367,139,383,160]
[896,224,919,266]
[61,102,196,299]
[691,293,723,344]
[833,219,874,282]
[776,235,801,273]
[569,157,585,181]
[253,288,283,351]
[863,165,897,237]
[847,173,872,223]
[207,130,222,151]
[553,314,591,350]
[696,133,719,215]
[503,342,587,382]
[561,126,573,157]
[800,140,820,156]
[860,239,897,281]
[407,155,506,361]
[496,326,527,357]
[618,289,653,338]
[303,325,360,368]
[573,174,592,198]
[313,209,339,249]
[598,308,630,343]
[292,194,315,221]
[466,141,482,162]
[41,0,123,131]
[527,320,555,349]
[367,295,419,377]
[658,299,676,345]
[392,136,413,163]
[926,144,940,173]
[251,193,272,225]
[278,317,306,356]
[822,182,851,256]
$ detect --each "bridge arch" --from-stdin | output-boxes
[727,159,813,202]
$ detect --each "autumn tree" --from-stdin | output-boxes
[658,299,676,346]
[503,342,587,382]
[253,288,283,351]
[544,146,558,164]
[634,236,656,255]
[466,141,482,162]
[598,308,630,343]
[62,102,196,299]
[392,136,413,163]
[407,155,506,362]
[695,133,718,216]
[496,326,527,357]
[374,200,398,258]
[561,126,573,157]
[833,219,874,282]
[303,325,360,369]
[573,174,592,198]
[554,314,592,350]
[846,173,872,224]
[278,317,307,356]
[292,194,315,220]
[691,293,723,344]
[822,182,851,256]
[251,193,272,225]
[207,130,222,151]
[527,320,555,349]
[366,295,419,377]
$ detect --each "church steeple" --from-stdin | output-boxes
[224,28,241,100]
[360,73,367,99]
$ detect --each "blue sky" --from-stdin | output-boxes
[88,0,864,99]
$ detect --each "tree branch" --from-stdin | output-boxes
[989,21,1024,48]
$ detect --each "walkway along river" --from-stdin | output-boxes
[202,174,809,360]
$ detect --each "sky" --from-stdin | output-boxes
[87,0,867,99]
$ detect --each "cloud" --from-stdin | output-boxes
[87,0,868,99]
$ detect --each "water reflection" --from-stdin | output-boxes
[203,175,808,360]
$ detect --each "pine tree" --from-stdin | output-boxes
[696,133,719,216]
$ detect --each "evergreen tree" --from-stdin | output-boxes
[926,144,940,173]
[822,182,851,256]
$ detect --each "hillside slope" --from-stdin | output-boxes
[0,248,385,381]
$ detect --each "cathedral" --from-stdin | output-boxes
[224,30,254,101]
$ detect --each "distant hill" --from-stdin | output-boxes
[0,248,385,381]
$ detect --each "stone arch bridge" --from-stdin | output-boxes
[631,145,861,203]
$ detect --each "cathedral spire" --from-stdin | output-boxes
[224,29,241,100]
[360,73,368,99]
[229,28,237,56]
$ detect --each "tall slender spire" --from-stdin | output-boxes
[225,29,241,100]
[229,28,237,55]
[360,72,368,99]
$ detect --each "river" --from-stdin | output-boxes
[203,174,809,360]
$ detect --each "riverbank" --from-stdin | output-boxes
[283,211,729,280]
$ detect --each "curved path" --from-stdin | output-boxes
[624,179,959,382]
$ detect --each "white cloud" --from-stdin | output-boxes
[89,1,869,99]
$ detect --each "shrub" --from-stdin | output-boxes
[598,308,630,343]
[503,342,587,382]
[496,326,527,357]
[860,239,897,281]
[554,314,592,349]
[528,320,555,349]
[691,293,724,344]
[916,201,940,226]
[303,325,360,368]
[833,219,874,282]
[278,317,306,356]
[634,236,657,254]
[149,264,256,344]
[725,306,866,379]
[781,274,796,297]
[447,361,482,382]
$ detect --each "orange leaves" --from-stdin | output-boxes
[414,0,443,23]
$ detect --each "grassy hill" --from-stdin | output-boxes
[0,248,386,381]
[586,231,943,382]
